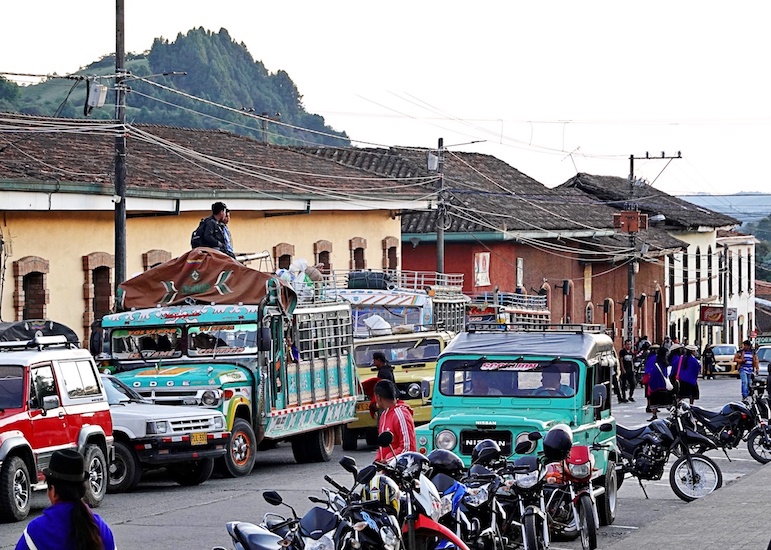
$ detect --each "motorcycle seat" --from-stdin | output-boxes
[690,406,722,420]
[616,425,647,439]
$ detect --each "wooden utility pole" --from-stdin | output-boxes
[114,0,127,292]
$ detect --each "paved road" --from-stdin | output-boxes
[0,376,761,549]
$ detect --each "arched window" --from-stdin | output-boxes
[585,303,594,324]
[682,251,689,303]
[13,256,50,321]
[695,247,702,300]
[273,243,295,270]
[143,249,171,271]
[668,254,676,306]
[707,246,713,296]
[314,240,333,273]
[382,236,399,270]
[349,237,367,270]
[728,251,734,297]
[82,252,115,342]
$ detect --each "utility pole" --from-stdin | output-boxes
[260,112,281,144]
[622,151,682,343]
[436,138,445,274]
[114,0,127,293]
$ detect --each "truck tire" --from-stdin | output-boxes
[168,458,215,486]
[293,427,335,463]
[341,426,359,451]
[83,444,107,508]
[0,456,31,521]
[221,419,257,478]
[108,441,142,493]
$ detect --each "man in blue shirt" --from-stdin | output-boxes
[734,340,759,399]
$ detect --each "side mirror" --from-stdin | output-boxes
[257,327,271,352]
[421,379,431,399]
[592,384,606,408]
[356,464,378,485]
[339,455,358,476]
[528,430,542,442]
[599,422,613,433]
[42,395,60,411]
[377,431,394,448]
[263,491,283,506]
[515,440,533,454]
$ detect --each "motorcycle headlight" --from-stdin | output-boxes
[567,462,592,480]
[439,494,454,517]
[201,389,221,407]
[379,526,399,550]
[514,471,539,489]
[435,430,457,450]
[305,534,335,550]
[463,485,489,508]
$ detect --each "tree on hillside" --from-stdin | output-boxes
[746,215,771,282]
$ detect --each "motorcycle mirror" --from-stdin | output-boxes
[357,464,378,485]
[599,422,614,433]
[515,440,534,455]
[527,430,542,442]
[339,455,358,476]
[263,491,283,506]
[377,431,394,447]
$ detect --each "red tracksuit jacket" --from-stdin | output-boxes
[375,401,416,462]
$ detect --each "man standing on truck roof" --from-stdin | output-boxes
[190,201,234,258]
[374,380,416,462]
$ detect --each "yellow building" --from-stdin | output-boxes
[0,115,434,342]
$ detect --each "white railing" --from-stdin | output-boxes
[469,292,549,311]
[327,270,464,292]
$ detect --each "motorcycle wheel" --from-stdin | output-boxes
[522,514,543,550]
[747,426,771,464]
[578,493,597,550]
[669,454,723,502]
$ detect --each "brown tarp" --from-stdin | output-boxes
[116,248,296,312]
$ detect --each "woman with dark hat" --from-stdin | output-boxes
[17,449,116,550]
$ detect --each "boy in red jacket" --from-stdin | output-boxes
[374,380,416,462]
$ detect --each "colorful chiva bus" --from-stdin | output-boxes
[97,249,358,477]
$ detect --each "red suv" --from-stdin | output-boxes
[0,329,114,521]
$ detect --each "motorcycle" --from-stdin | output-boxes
[617,405,723,502]
[685,377,771,464]
[376,432,470,550]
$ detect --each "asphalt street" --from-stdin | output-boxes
[0,375,762,549]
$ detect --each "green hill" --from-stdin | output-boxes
[0,27,349,147]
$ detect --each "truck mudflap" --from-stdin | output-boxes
[263,396,357,439]
[133,431,230,465]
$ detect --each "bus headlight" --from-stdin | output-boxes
[435,430,457,450]
[201,390,221,407]
[407,383,422,399]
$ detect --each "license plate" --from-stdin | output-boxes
[190,432,207,446]
[356,402,371,412]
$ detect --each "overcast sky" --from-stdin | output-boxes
[3,1,771,197]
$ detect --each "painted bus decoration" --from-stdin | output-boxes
[95,249,358,477]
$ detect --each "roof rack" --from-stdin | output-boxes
[0,335,78,351]
[466,322,608,334]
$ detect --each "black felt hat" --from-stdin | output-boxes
[43,449,87,483]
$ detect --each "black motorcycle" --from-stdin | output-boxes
[616,407,722,502]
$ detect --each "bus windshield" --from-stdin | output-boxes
[111,328,183,360]
[438,359,579,398]
[353,338,442,367]
[188,324,259,356]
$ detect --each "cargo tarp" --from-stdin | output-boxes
[116,248,297,312]
[0,320,79,343]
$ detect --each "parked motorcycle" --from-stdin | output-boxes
[376,432,470,550]
[685,377,771,464]
[617,405,723,502]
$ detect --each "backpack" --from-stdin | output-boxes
[190,217,207,248]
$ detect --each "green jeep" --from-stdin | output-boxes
[414,324,619,525]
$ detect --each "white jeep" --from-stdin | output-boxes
[102,375,229,492]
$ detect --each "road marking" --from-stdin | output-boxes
[610,525,639,530]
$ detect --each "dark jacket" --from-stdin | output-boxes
[199,216,233,257]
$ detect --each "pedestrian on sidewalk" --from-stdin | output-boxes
[643,345,673,421]
[702,344,716,379]
[674,344,701,405]
[734,340,759,400]
[618,339,636,402]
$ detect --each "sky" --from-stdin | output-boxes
[2,1,771,198]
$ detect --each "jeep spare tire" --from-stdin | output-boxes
[83,444,107,508]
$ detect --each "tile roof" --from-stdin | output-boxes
[560,173,740,229]
[0,114,431,201]
[304,146,619,233]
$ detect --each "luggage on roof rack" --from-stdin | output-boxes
[0,319,79,344]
